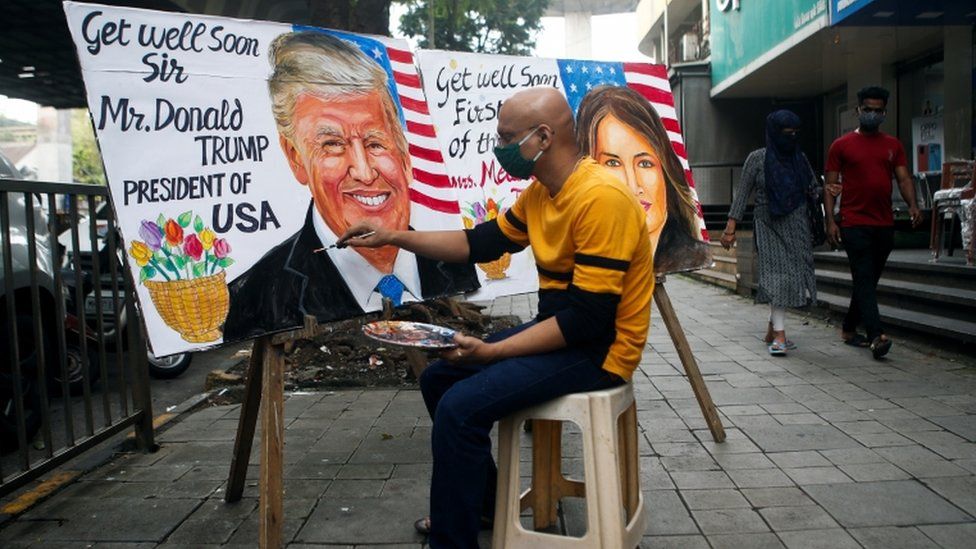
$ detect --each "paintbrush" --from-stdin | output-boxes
[313,230,376,253]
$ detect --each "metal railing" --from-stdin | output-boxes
[0,178,154,497]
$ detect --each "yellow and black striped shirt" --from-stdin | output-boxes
[467,157,654,380]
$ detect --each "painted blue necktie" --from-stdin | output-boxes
[376,274,405,306]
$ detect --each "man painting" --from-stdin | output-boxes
[824,85,922,359]
[340,87,655,548]
[223,31,478,341]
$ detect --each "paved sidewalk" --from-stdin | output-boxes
[2,276,976,548]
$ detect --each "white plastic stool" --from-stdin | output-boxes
[492,383,647,549]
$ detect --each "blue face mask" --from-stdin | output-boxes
[493,126,543,179]
[858,110,885,131]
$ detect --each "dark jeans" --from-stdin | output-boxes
[841,226,894,340]
[419,321,624,549]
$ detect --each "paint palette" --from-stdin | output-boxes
[362,321,458,350]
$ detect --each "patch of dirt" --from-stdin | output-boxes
[220,299,522,393]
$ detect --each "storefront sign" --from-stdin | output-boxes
[710,0,827,94]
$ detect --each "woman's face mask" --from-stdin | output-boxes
[493,126,543,179]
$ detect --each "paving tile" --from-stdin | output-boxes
[838,462,911,482]
[741,487,815,508]
[296,496,425,544]
[852,432,918,447]
[19,496,200,542]
[639,535,710,549]
[680,489,751,510]
[782,466,852,485]
[712,452,776,470]
[848,526,940,549]
[691,508,769,534]
[167,499,257,544]
[874,445,970,478]
[707,532,785,549]
[922,476,976,517]
[804,481,971,527]
[759,505,839,531]
[738,425,859,453]
[669,471,734,490]
[917,523,976,549]
[777,528,861,549]
[727,468,795,489]
[644,490,699,536]
[818,447,885,465]
[768,451,832,469]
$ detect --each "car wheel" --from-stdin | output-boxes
[48,342,101,396]
[147,351,192,379]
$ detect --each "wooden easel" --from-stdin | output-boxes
[224,283,724,548]
[654,276,726,442]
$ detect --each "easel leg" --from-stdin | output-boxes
[226,337,267,503]
[653,283,726,443]
[260,341,286,548]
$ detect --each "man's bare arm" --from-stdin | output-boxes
[340,223,471,263]
[824,171,841,245]
[894,165,923,227]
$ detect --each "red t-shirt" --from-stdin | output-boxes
[825,130,907,227]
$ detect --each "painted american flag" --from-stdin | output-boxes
[295,29,461,220]
[558,59,708,241]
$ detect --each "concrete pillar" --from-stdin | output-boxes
[943,25,973,161]
[564,11,592,58]
[33,107,73,182]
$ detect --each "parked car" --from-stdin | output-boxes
[59,201,193,380]
[0,154,53,448]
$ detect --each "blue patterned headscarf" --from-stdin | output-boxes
[764,110,805,217]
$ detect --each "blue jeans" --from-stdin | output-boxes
[419,322,624,549]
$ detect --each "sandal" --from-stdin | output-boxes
[870,336,892,359]
[842,333,870,348]
[413,515,494,536]
[768,341,788,356]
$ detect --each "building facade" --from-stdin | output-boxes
[637,0,975,222]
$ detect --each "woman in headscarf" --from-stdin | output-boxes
[721,110,819,355]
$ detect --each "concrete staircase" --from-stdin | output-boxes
[814,251,976,344]
[685,230,738,290]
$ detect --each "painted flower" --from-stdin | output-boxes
[139,220,162,250]
[164,219,183,246]
[462,217,474,229]
[183,234,203,260]
[199,228,216,250]
[473,202,487,221]
[129,241,152,267]
[213,238,231,259]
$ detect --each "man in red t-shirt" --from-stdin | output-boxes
[824,85,922,359]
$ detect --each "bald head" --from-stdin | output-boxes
[495,87,582,192]
[498,87,576,147]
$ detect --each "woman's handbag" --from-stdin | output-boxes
[803,154,827,246]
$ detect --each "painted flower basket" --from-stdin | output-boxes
[129,211,234,343]
[462,197,511,280]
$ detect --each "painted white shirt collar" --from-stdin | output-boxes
[311,211,422,313]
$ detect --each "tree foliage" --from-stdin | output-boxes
[398,0,549,55]
[71,109,106,186]
[308,0,393,36]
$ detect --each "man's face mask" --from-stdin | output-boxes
[858,108,885,130]
[494,126,543,179]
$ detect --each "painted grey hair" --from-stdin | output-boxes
[268,31,408,162]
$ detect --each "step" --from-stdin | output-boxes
[817,290,976,344]
[708,255,737,276]
[687,268,737,290]
[814,250,976,289]
[815,270,976,312]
